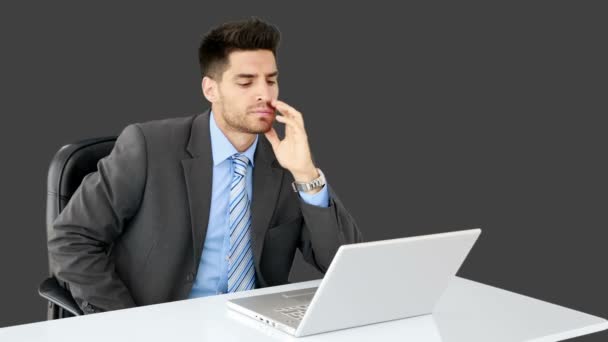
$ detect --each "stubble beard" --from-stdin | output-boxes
[222,104,274,134]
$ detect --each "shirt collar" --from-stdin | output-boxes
[209,110,258,167]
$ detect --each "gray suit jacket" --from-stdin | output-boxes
[48,109,363,314]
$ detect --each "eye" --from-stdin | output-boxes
[267,80,276,85]
[238,83,252,87]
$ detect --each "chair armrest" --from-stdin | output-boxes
[38,277,83,316]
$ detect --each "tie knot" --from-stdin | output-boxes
[232,153,249,177]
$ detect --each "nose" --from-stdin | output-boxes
[255,83,274,103]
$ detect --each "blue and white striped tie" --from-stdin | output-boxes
[227,153,256,292]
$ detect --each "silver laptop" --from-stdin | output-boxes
[227,228,481,337]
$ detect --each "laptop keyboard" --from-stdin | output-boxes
[274,304,309,321]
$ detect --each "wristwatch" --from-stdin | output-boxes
[292,168,326,193]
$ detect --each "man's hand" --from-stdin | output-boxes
[264,100,320,185]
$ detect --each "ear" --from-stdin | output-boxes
[202,76,218,103]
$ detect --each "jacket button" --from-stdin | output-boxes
[82,304,95,314]
[186,273,194,282]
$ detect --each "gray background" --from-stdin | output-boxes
[1,2,606,341]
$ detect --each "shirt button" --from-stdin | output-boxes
[186,273,194,281]
[225,255,230,261]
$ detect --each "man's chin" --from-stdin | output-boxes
[246,118,274,134]
[254,124,273,134]
[239,123,273,135]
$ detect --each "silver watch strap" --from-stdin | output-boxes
[291,168,325,192]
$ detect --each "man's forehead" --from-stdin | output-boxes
[225,50,278,77]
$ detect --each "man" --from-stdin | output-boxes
[48,17,363,314]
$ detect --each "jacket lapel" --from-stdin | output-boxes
[250,137,284,286]
[181,109,213,269]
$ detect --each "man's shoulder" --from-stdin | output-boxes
[118,111,208,155]
[135,113,198,134]
[129,111,207,142]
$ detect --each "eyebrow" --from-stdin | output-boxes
[234,71,279,79]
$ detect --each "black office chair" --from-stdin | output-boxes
[39,136,117,319]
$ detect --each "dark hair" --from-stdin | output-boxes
[198,17,281,80]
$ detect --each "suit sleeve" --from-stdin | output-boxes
[297,182,364,273]
[48,124,147,313]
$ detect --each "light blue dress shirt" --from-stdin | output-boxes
[188,111,330,298]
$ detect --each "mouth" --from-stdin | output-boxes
[251,108,275,116]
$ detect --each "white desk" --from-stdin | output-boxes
[1,277,606,341]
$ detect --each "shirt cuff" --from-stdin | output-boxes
[298,184,330,208]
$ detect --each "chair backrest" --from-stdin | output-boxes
[45,136,117,319]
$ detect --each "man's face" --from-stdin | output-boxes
[211,49,279,134]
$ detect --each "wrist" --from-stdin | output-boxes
[291,165,319,183]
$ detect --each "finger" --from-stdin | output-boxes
[264,127,281,150]
[275,108,304,130]
[273,100,302,122]
[272,100,305,127]
[276,115,302,130]
[275,114,301,135]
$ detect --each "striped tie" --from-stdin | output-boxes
[227,153,256,292]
